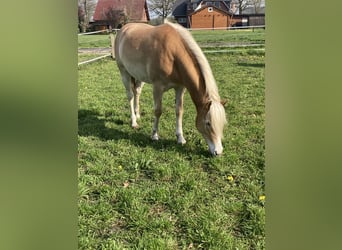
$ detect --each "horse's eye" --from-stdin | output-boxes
[205,121,211,127]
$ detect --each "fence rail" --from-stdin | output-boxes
[78,30,109,36]
[78,29,120,36]
[188,25,265,31]
[78,54,112,66]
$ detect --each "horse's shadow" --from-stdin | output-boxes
[78,109,208,156]
[237,62,265,68]
[79,109,131,141]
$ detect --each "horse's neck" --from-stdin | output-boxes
[186,78,211,113]
[173,49,214,112]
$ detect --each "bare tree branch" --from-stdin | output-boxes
[148,0,177,20]
[232,0,249,14]
[78,0,97,32]
[247,0,264,14]
[104,7,128,30]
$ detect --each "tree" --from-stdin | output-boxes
[232,0,249,14]
[248,0,264,14]
[148,0,178,21]
[232,0,264,14]
[78,0,97,33]
[104,7,128,30]
[78,5,85,33]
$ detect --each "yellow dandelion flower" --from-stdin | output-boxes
[259,195,266,201]
[227,175,234,182]
[118,165,123,171]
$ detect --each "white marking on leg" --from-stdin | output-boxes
[133,81,144,120]
[175,87,186,144]
[151,85,163,141]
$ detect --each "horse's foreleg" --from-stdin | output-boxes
[175,87,186,144]
[132,80,144,120]
[151,86,163,141]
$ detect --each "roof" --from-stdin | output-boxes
[172,0,187,17]
[172,0,234,17]
[189,5,231,16]
[93,0,150,22]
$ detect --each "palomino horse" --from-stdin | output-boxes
[114,21,227,156]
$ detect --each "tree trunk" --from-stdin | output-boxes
[82,23,87,33]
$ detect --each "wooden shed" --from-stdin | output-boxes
[189,5,232,29]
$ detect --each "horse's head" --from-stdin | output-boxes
[196,100,227,156]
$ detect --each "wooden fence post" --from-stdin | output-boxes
[110,33,115,59]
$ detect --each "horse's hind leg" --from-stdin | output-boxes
[175,87,186,144]
[151,85,164,141]
[120,71,139,128]
[132,80,144,120]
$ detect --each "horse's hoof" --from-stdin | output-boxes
[151,134,159,141]
[132,124,139,129]
[176,135,186,145]
[177,139,186,145]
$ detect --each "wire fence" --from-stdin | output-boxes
[78,25,265,67]
[78,54,112,66]
[78,29,118,66]
[78,30,109,36]
[188,25,265,31]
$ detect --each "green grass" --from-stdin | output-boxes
[78,34,112,48]
[191,29,265,47]
[78,31,265,249]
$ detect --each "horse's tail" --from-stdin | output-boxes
[164,21,220,101]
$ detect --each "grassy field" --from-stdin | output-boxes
[191,29,265,47]
[78,29,265,249]
[78,34,112,48]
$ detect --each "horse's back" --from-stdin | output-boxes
[115,23,187,84]
[114,23,153,63]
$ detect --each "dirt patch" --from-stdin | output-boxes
[78,47,111,54]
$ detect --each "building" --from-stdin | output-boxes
[172,0,264,29]
[189,4,233,29]
[92,0,150,30]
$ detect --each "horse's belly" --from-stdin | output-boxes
[123,60,170,85]
[125,62,151,83]
[121,52,177,89]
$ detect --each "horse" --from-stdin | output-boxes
[114,21,227,156]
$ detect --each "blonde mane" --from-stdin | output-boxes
[209,101,227,138]
[165,21,220,102]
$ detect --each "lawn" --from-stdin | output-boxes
[191,29,265,48]
[78,29,265,249]
[78,34,112,48]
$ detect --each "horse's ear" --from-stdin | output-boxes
[221,99,227,106]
